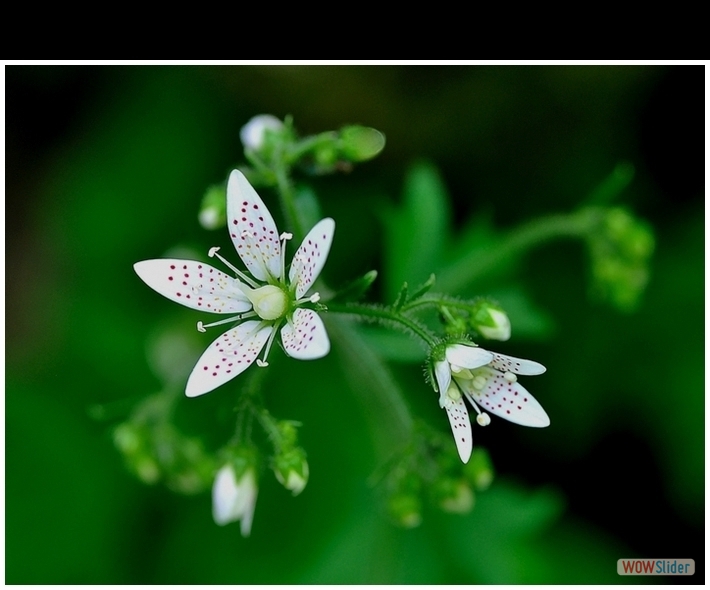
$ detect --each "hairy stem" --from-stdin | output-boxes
[326,301,438,347]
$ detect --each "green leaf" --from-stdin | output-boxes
[383,161,451,301]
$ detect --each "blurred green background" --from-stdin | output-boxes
[5,64,704,583]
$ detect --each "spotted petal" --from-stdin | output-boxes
[461,368,550,427]
[281,308,330,360]
[444,397,473,463]
[185,321,272,397]
[490,352,546,375]
[226,170,282,282]
[134,259,251,314]
[288,218,335,299]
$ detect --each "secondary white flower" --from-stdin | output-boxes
[134,169,334,397]
[212,464,258,536]
[433,344,549,463]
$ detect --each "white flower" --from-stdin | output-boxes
[212,464,258,536]
[134,169,334,397]
[240,114,285,150]
[433,344,549,463]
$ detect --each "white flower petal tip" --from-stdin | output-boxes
[289,218,335,299]
[490,352,546,376]
[281,308,330,360]
[226,169,282,282]
[134,259,251,314]
[185,322,272,398]
[444,397,472,463]
[462,368,550,428]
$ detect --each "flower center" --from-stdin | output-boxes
[246,285,289,321]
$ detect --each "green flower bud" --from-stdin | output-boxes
[388,492,422,528]
[274,448,309,496]
[338,126,386,162]
[435,477,475,514]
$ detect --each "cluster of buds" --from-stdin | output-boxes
[587,206,654,311]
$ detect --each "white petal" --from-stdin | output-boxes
[238,471,258,537]
[444,397,473,463]
[134,259,251,314]
[288,218,335,299]
[185,321,272,397]
[446,344,494,370]
[280,308,330,360]
[463,368,550,427]
[434,360,451,408]
[489,352,546,375]
[226,170,282,281]
[212,465,240,526]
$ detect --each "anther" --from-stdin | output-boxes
[309,293,321,303]
[256,359,269,367]
[197,321,206,333]
[504,371,517,383]
[208,247,220,258]
[446,383,462,402]
[472,375,487,390]
[280,232,293,241]
[476,413,491,427]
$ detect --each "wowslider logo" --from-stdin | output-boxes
[617,559,695,576]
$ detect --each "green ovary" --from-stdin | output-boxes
[248,285,289,321]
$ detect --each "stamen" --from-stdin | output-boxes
[279,232,292,281]
[446,383,462,402]
[257,321,281,368]
[196,313,256,332]
[208,246,260,289]
[472,375,487,390]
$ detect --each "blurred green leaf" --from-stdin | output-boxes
[382,161,451,301]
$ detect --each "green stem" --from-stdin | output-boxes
[402,295,476,313]
[326,317,414,454]
[326,301,438,347]
[438,208,602,293]
[274,160,305,242]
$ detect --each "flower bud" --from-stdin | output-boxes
[436,477,474,514]
[338,126,386,162]
[240,114,285,151]
[388,492,422,528]
[212,448,260,536]
[273,448,309,496]
[471,302,511,341]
